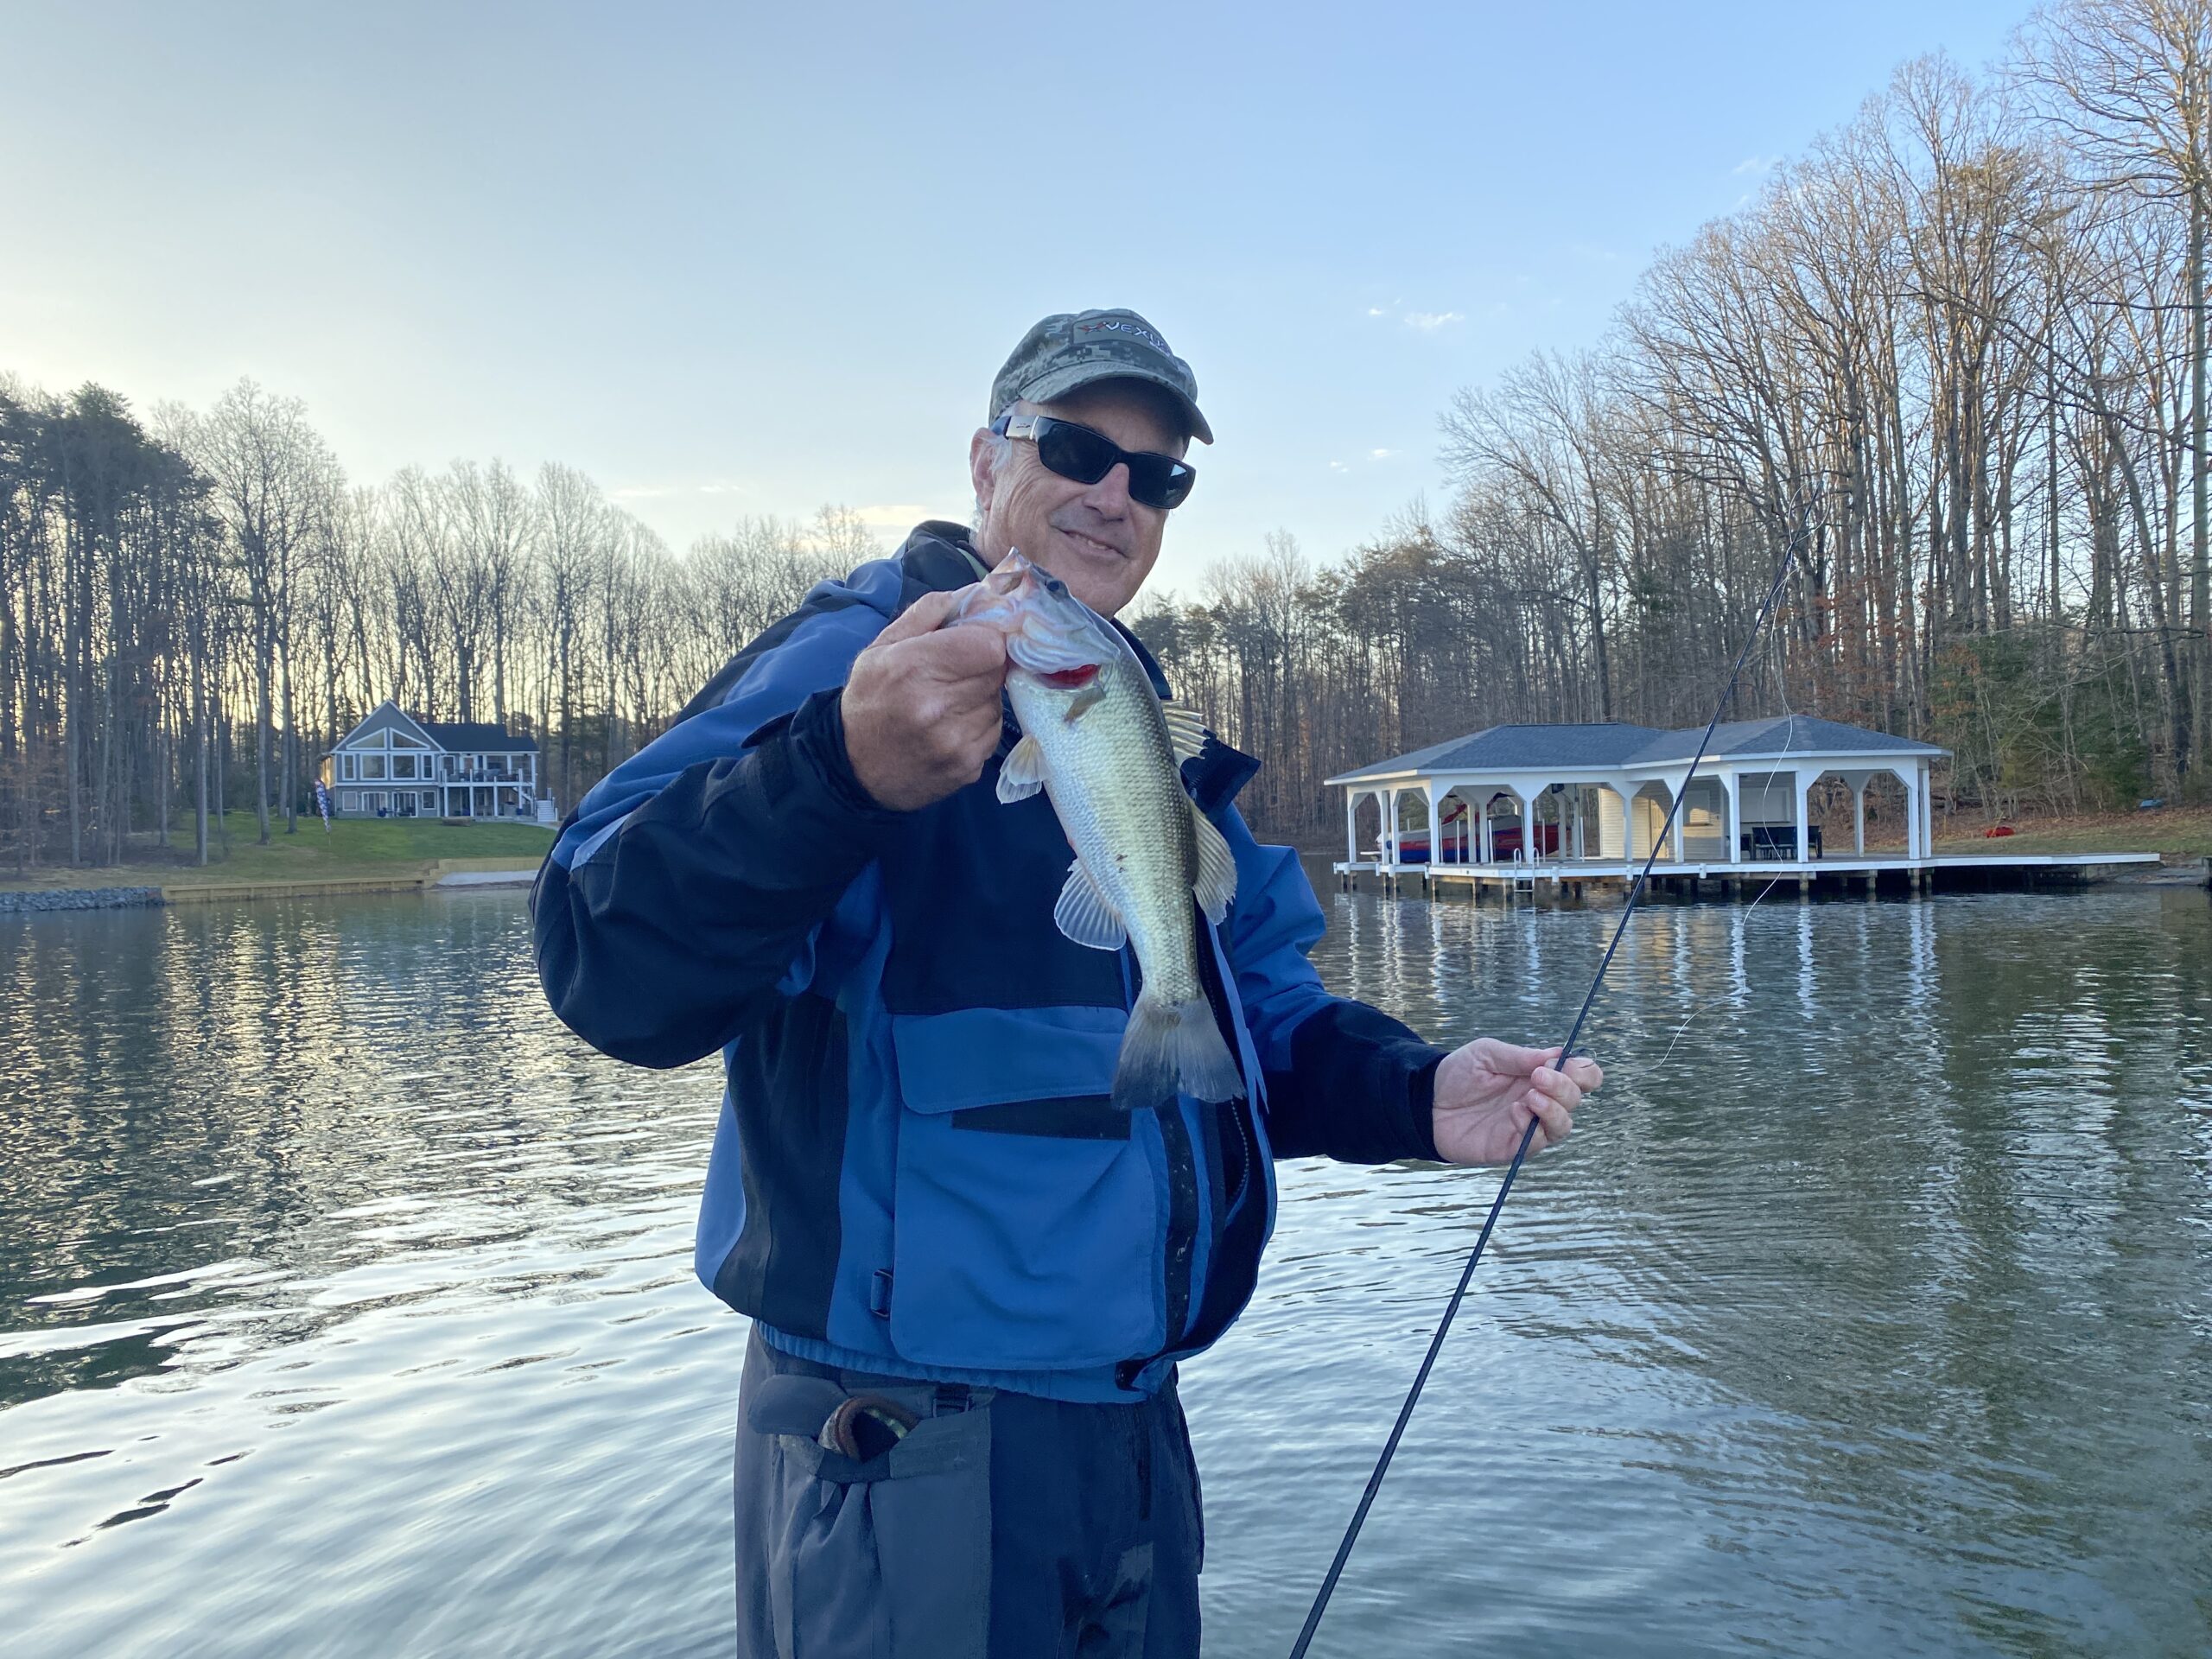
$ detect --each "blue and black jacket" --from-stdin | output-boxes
[533,524,1446,1401]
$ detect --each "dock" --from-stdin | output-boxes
[1334,850,2164,900]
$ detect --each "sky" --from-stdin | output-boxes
[5,0,2031,597]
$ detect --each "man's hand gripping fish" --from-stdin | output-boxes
[954,550,1244,1109]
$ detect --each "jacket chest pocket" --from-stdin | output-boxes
[885,1006,1167,1371]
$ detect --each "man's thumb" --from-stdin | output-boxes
[874,587,971,646]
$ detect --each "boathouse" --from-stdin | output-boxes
[1327,715,2158,894]
[1332,715,1940,869]
[321,702,550,823]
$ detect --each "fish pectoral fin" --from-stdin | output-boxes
[1053,859,1128,951]
[1191,803,1236,925]
[1162,703,1210,764]
[1063,681,1108,722]
[996,734,1047,803]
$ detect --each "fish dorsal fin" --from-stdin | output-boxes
[1053,859,1127,950]
[996,733,1046,804]
[1162,704,1209,765]
[1191,804,1236,925]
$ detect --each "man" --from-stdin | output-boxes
[533,309,1603,1656]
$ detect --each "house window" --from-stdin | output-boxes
[420,791,436,810]
[391,734,425,749]
[392,754,416,779]
[363,754,386,779]
[340,791,359,813]
[340,753,357,781]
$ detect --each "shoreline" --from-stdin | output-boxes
[0,860,542,912]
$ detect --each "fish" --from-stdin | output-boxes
[953,550,1244,1109]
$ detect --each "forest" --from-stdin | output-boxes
[3,0,2206,865]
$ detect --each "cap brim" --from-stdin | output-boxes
[1020,363,1214,446]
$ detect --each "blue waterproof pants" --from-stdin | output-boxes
[733,1326,1203,1657]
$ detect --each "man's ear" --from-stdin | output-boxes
[969,428,999,517]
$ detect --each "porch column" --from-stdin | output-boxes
[1794,771,1811,865]
[1385,790,1402,865]
[1853,781,1866,855]
[1344,791,1361,867]
[1900,766,1923,861]
[1723,768,1742,867]
[1427,783,1448,868]
[1479,790,1494,864]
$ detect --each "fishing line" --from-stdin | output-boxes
[1286,520,1808,1659]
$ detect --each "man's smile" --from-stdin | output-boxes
[1059,525,1127,561]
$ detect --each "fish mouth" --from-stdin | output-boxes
[955,550,1112,680]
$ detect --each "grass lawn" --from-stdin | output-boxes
[0,811,554,891]
[1932,802,2212,861]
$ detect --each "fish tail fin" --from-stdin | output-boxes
[1112,994,1246,1110]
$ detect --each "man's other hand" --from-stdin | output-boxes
[842,588,1010,811]
[1431,1039,1604,1166]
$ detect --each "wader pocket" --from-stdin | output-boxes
[755,1377,994,1659]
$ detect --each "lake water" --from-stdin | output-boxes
[2,877,2208,1657]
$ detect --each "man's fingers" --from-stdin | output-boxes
[1480,1038,1561,1077]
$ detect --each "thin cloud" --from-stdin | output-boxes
[1403,310,1464,332]
[1733,154,1780,178]
[851,501,936,528]
[1370,448,1395,460]
[609,478,748,502]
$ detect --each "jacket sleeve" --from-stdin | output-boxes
[1217,809,1446,1165]
[531,607,899,1070]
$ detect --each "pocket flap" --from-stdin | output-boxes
[890,1005,1125,1113]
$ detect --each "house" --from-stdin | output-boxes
[321,702,549,823]
[1327,715,1948,872]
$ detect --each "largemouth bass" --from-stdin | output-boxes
[954,550,1244,1109]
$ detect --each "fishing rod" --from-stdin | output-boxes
[1287,521,1808,1658]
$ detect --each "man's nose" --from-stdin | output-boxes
[1079,462,1134,517]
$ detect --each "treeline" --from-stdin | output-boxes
[7,0,2204,867]
[0,376,858,868]
[1135,0,2212,842]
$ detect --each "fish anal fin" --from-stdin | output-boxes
[1053,859,1127,950]
[996,733,1046,804]
[1190,804,1236,925]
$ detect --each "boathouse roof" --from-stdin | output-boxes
[1326,715,1945,786]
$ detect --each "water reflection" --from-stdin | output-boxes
[0,882,2207,1656]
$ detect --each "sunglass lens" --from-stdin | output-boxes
[1036,421,1118,486]
[1130,458,1195,511]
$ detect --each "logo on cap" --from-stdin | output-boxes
[1073,318,1169,354]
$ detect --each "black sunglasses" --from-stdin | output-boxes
[993,414,1198,511]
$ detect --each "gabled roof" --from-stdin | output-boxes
[416,720,538,753]
[327,700,538,754]
[329,700,439,753]
[1326,715,1944,785]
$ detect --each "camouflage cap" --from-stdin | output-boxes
[988,308,1213,445]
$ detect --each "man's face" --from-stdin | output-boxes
[968,380,1188,617]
